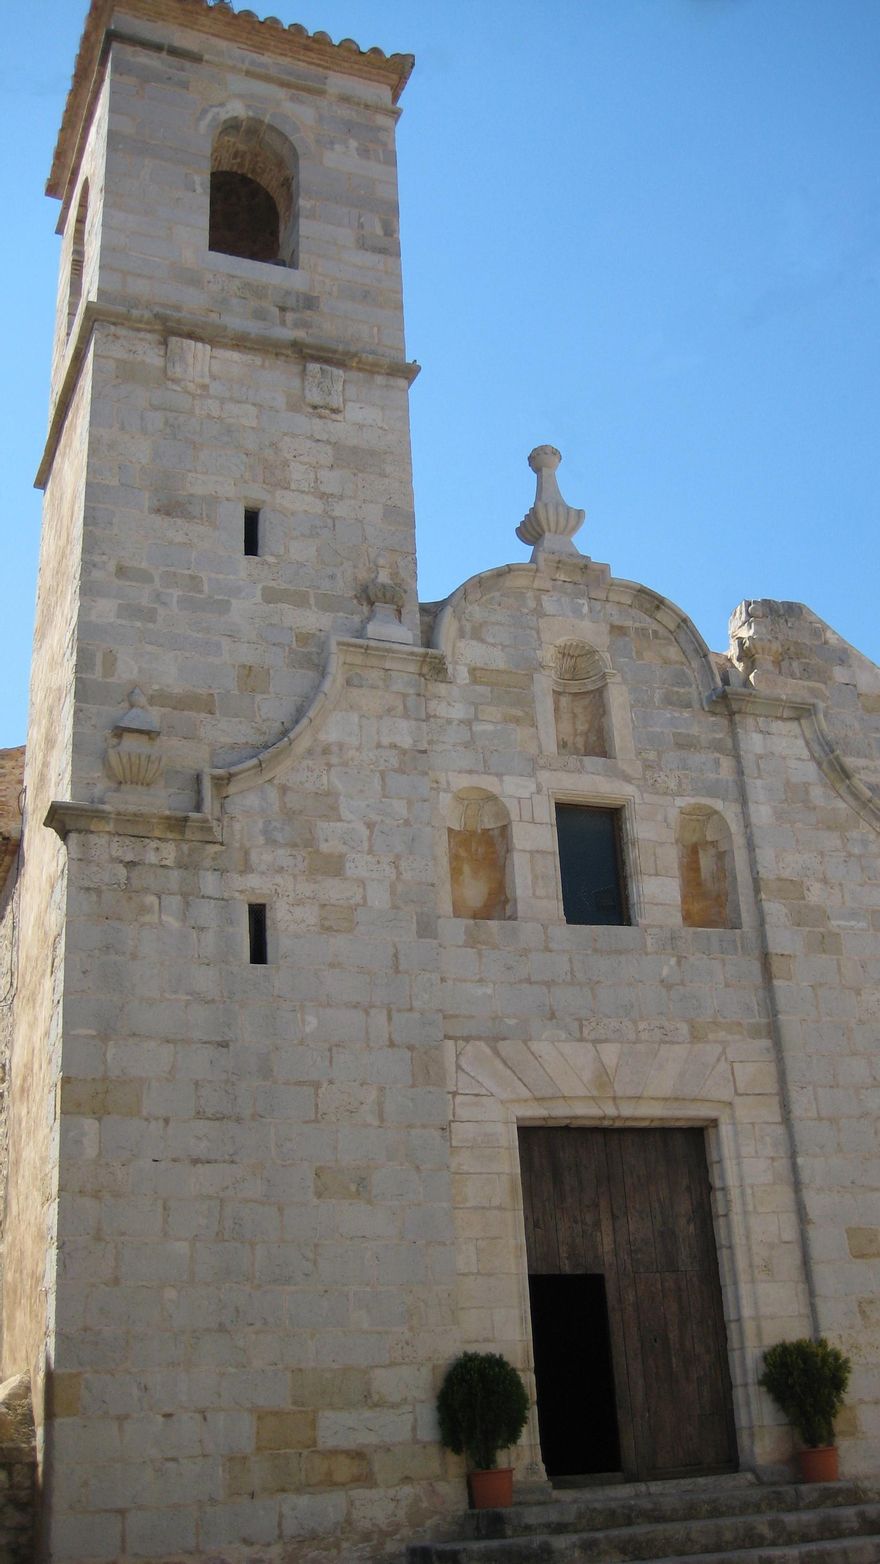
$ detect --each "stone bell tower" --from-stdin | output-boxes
[2,6,457,1561]
[37,0,420,815]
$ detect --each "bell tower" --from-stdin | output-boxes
[39,0,419,808]
[3,8,455,1562]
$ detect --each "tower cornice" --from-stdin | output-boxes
[48,0,414,203]
[35,302,421,491]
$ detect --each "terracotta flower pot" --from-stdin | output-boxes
[467,1467,514,1509]
[798,1445,839,1483]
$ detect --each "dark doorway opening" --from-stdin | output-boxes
[528,1273,621,1478]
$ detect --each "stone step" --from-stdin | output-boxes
[646,1540,880,1564]
[407,1498,880,1564]
[460,1482,879,1541]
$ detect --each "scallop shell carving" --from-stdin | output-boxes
[106,745,164,788]
[554,640,606,684]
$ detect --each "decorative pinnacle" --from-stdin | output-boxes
[516,446,585,558]
[113,688,159,735]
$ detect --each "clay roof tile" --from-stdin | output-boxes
[48,0,414,201]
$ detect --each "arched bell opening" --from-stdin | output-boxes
[209,120,298,266]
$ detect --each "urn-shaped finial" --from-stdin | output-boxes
[516,446,585,559]
[105,688,163,787]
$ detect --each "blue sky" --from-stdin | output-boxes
[2,0,878,745]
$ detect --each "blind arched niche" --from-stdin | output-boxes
[552,639,609,757]
[447,789,516,921]
[677,805,740,929]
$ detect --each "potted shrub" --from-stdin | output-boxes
[759,1337,852,1482]
[437,1351,530,1508]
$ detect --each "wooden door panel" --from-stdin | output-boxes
[594,1135,638,1477]
[622,1129,736,1476]
[661,1269,705,1471]
[617,1131,657,1274]
[520,1128,561,1273]
[603,1131,651,1477]
[554,1128,589,1273]
[573,1129,606,1274]
[519,1126,737,1482]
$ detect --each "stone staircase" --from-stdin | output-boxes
[407,1474,880,1564]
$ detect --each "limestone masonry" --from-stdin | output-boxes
[1,2,878,1561]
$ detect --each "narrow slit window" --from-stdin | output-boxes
[248,903,268,964]
[244,507,261,557]
[555,803,630,926]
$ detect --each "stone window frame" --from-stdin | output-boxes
[243,505,262,559]
[242,894,276,965]
[247,902,269,964]
[549,784,643,927]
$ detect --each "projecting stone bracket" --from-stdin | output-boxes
[45,799,221,844]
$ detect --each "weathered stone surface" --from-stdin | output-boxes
[1,4,879,1564]
[408,1478,880,1564]
[553,686,608,756]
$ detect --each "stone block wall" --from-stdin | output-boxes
[727,599,880,1472]
[1,350,93,1418]
[37,548,880,1556]
[98,17,407,355]
[70,330,418,808]
[40,8,420,812]
[0,898,15,1304]
[0,748,25,888]
[424,563,815,1476]
[42,640,464,1560]
[0,748,26,1291]
[3,1,879,1557]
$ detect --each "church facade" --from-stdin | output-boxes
[1,2,879,1560]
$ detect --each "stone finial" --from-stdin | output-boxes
[516,446,585,560]
[106,689,163,787]
[357,577,414,646]
[113,688,158,737]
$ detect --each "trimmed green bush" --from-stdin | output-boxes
[759,1337,852,1448]
[437,1352,530,1471]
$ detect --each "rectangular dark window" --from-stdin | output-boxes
[555,803,629,925]
[244,507,261,557]
[248,902,268,964]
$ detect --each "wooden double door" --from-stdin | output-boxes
[519,1127,738,1482]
